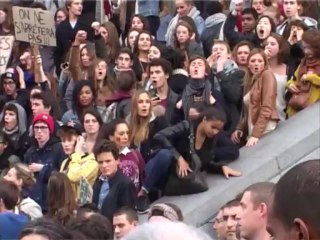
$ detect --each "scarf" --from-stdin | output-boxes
[165,6,201,46]
[3,126,19,136]
[182,78,211,118]
[205,13,226,28]
[3,126,20,147]
[298,58,320,82]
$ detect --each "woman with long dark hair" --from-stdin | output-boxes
[105,119,145,193]
[155,107,241,180]
[264,33,290,121]
[62,80,97,123]
[47,172,77,225]
[132,31,153,84]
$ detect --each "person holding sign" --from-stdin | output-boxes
[54,0,95,77]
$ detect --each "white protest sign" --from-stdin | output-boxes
[12,6,56,46]
[0,36,14,74]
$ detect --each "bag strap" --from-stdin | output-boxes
[189,121,196,153]
[188,121,202,172]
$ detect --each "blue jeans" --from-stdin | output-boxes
[143,149,173,192]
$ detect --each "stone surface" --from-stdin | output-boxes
[139,103,320,236]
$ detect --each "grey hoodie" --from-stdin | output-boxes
[2,102,27,147]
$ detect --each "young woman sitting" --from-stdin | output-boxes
[154,107,241,180]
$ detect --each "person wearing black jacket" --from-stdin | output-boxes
[223,8,258,49]
[148,58,179,126]
[92,140,136,222]
[176,56,224,122]
[54,0,95,76]
[154,107,241,179]
[0,131,20,176]
[208,40,245,135]
[1,68,29,111]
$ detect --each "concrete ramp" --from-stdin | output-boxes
[140,103,320,229]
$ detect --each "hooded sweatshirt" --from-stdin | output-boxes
[2,102,27,150]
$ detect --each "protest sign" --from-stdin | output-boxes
[0,35,14,74]
[12,6,56,46]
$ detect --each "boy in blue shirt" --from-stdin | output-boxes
[0,180,29,240]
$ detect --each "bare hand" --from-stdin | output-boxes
[231,130,243,144]
[222,165,242,179]
[209,94,216,105]
[216,56,227,72]
[91,21,101,35]
[288,83,300,93]
[15,66,26,89]
[151,96,161,106]
[232,0,244,12]
[176,100,182,109]
[75,136,85,154]
[177,156,192,177]
[264,49,271,59]
[207,52,218,68]
[288,28,298,45]
[246,136,259,147]
[29,163,44,173]
[75,30,87,45]
[301,74,310,83]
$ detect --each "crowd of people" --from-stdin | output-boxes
[0,0,319,239]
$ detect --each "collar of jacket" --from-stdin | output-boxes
[99,170,123,187]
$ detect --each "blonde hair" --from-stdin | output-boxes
[129,90,152,146]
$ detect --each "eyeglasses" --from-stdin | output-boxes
[34,126,49,131]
